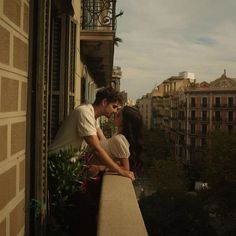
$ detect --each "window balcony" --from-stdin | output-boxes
[200,117,209,123]
[80,0,117,87]
[225,118,235,124]
[201,103,209,109]
[212,117,222,124]
[212,104,222,109]
[188,117,198,122]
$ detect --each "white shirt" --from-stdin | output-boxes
[100,134,130,161]
[49,104,99,153]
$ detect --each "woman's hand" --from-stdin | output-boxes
[119,169,135,181]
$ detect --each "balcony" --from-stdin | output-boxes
[177,128,186,134]
[201,103,209,109]
[80,0,117,86]
[200,117,209,123]
[188,117,198,123]
[212,117,222,124]
[224,118,235,124]
[212,104,222,109]
[97,173,148,235]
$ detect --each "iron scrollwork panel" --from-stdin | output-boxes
[81,0,116,30]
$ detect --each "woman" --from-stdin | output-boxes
[88,106,143,176]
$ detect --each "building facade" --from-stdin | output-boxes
[111,66,121,91]
[0,0,118,235]
[141,71,236,164]
[183,72,236,162]
[0,1,29,235]
[138,72,192,130]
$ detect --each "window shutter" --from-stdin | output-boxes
[68,19,76,112]
[48,15,61,143]
[63,16,77,116]
[48,15,77,144]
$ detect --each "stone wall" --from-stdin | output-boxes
[0,0,29,235]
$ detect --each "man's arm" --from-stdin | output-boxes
[84,135,135,180]
[97,127,106,141]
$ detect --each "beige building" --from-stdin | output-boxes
[149,71,236,164]
[137,93,152,129]
[111,66,121,91]
[182,71,236,162]
[0,0,117,235]
[138,72,192,129]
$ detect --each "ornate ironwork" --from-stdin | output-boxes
[81,0,116,30]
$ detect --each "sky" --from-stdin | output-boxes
[113,0,236,99]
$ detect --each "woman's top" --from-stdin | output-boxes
[100,134,130,162]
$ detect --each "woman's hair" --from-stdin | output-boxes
[93,87,123,105]
[121,106,143,175]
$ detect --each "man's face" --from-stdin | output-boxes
[113,108,123,127]
[103,101,120,118]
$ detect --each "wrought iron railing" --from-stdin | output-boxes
[81,0,116,30]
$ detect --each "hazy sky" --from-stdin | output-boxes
[114,0,236,99]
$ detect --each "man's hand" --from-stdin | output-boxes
[87,165,106,177]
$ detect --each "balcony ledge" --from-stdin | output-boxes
[97,173,148,236]
[80,30,115,41]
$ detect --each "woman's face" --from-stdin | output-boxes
[113,109,123,127]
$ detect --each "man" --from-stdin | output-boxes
[49,87,135,180]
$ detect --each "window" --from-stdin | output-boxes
[191,137,195,147]
[202,97,207,107]
[202,110,207,121]
[201,138,207,147]
[215,97,221,107]
[228,97,233,107]
[179,147,183,157]
[191,124,195,134]
[228,111,233,122]
[191,97,196,107]
[80,76,86,103]
[48,14,77,143]
[191,110,195,120]
[202,124,207,135]
[215,111,221,121]
[228,125,233,132]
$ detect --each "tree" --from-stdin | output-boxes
[200,131,236,235]
[204,131,236,186]
[139,192,215,236]
[150,158,187,197]
[139,129,215,235]
[142,128,172,170]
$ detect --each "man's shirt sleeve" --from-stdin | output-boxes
[76,108,97,137]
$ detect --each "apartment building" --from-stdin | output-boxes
[0,0,117,235]
[138,71,236,163]
[111,66,121,91]
[182,71,236,162]
[137,93,152,129]
[147,71,236,164]
[138,72,191,130]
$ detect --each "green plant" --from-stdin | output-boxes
[47,147,89,234]
[48,147,88,206]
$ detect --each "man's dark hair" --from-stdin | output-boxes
[93,87,123,105]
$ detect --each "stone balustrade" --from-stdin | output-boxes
[97,173,148,236]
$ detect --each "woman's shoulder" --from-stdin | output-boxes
[112,134,129,145]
